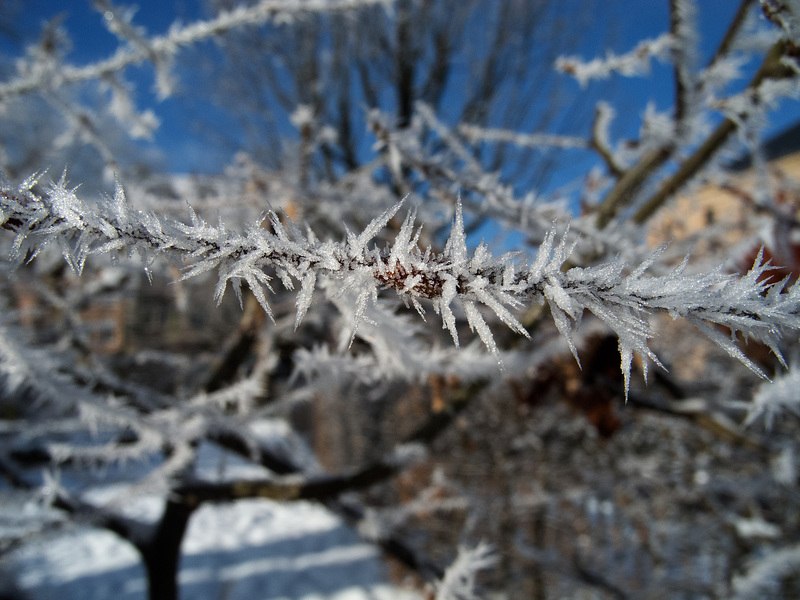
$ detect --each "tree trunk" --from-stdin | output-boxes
[395,0,415,129]
[139,499,196,600]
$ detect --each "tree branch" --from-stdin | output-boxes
[176,380,485,505]
[633,40,797,224]
[0,0,390,103]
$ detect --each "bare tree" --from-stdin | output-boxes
[186,0,597,192]
[1,1,800,599]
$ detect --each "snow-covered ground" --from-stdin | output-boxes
[0,435,420,600]
[3,497,419,600]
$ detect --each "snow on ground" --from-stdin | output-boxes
[4,498,420,600]
[1,439,419,599]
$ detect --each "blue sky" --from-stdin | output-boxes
[3,0,799,177]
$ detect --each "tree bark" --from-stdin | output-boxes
[139,499,196,600]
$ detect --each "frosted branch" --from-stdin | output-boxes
[459,124,589,150]
[0,0,392,103]
[4,173,800,397]
[556,33,675,87]
[435,543,497,600]
[589,102,625,177]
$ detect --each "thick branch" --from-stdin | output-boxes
[633,40,796,224]
[598,38,795,229]
[139,499,196,600]
[707,0,756,69]
[669,0,691,126]
[594,146,672,228]
[176,380,485,505]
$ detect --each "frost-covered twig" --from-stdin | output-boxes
[369,107,574,245]
[3,172,800,398]
[589,103,625,178]
[556,34,675,88]
[0,0,391,102]
[459,124,589,150]
[435,543,496,600]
